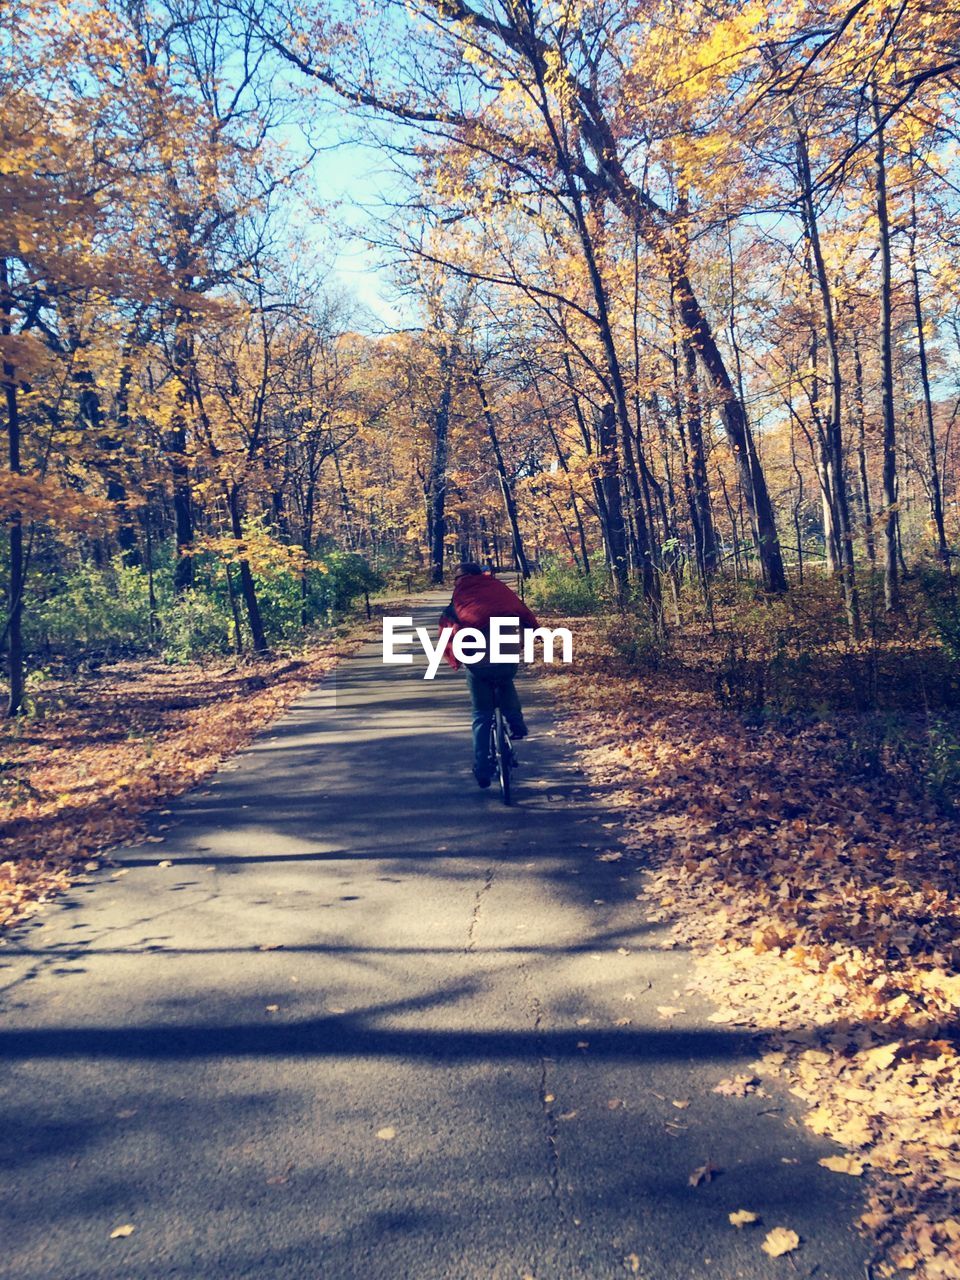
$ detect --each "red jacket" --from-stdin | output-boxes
[439,575,539,669]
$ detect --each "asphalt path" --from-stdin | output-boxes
[0,593,869,1279]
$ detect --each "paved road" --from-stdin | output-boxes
[1,595,868,1279]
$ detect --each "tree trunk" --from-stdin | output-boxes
[112,342,141,564]
[2,259,24,716]
[594,402,629,599]
[429,341,455,584]
[547,362,592,573]
[682,334,719,575]
[907,182,948,561]
[473,369,530,576]
[852,333,877,564]
[228,485,268,653]
[330,436,356,550]
[671,276,785,590]
[167,307,195,592]
[796,127,860,635]
[224,563,244,655]
[873,83,900,611]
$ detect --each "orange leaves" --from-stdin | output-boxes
[189,529,315,578]
[541,607,960,1280]
[0,474,110,531]
[0,621,370,929]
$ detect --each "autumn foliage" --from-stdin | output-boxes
[3,2,960,1275]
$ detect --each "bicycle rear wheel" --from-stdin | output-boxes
[495,707,512,805]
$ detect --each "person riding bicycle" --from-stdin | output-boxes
[439,563,539,789]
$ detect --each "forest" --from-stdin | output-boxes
[3,2,960,1276]
[3,0,960,707]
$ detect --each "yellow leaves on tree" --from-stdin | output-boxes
[0,474,110,531]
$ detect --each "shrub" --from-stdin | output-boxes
[527,562,606,615]
[923,717,960,813]
[918,560,960,665]
[601,611,668,673]
[32,558,153,655]
[313,551,384,618]
[160,589,233,662]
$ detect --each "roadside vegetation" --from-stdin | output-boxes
[534,560,960,1278]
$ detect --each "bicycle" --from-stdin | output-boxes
[490,692,518,805]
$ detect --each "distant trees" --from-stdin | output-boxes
[4,0,960,710]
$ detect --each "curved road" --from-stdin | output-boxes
[0,595,868,1279]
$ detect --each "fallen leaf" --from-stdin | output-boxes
[157,860,173,869]
[657,1006,685,1018]
[689,1162,720,1187]
[672,1099,691,1110]
[110,1224,135,1239]
[376,1127,396,1141]
[713,1074,760,1097]
[762,1227,800,1257]
[265,1004,279,1013]
[819,1154,865,1176]
[861,1042,901,1072]
[729,1210,759,1228]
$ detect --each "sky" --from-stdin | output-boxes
[272,6,422,334]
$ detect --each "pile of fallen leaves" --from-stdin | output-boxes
[0,614,380,930]
[541,612,960,1280]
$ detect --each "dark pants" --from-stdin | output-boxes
[465,661,523,773]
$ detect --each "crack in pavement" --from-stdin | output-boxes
[532,995,569,1243]
[465,867,495,953]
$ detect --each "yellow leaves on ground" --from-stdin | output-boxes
[820,1154,866,1176]
[713,1074,760,1097]
[109,1224,135,1239]
[762,1227,800,1258]
[540,624,960,1280]
[376,1127,396,1141]
[862,1042,901,1073]
[729,1210,759,1228]
[0,621,372,929]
